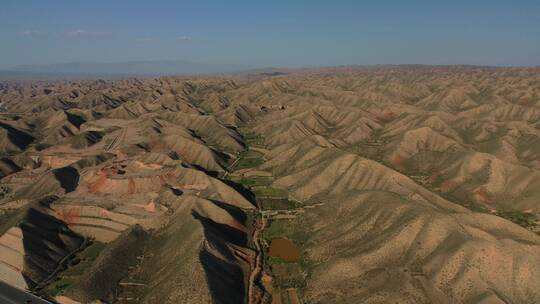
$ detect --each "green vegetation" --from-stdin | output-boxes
[264,221,309,290]
[42,239,106,296]
[471,89,494,104]
[81,241,106,260]
[233,150,264,170]
[239,182,299,210]
[62,241,106,277]
[269,259,306,288]
[496,209,538,229]
[242,131,265,148]
[252,186,288,198]
[235,127,308,296]
[235,157,264,169]
[459,201,490,213]
[264,220,289,240]
[233,176,273,187]
[259,198,301,210]
[242,150,264,160]
[264,219,308,246]
[0,152,17,158]
[45,277,76,296]
[407,175,493,214]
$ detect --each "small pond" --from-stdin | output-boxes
[268,238,300,262]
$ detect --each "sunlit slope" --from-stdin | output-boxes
[0,65,539,303]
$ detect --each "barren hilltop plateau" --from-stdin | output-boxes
[1,65,540,304]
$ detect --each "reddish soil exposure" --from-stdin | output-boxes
[474,187,494,204]
[230,219,245,231]
[128,178,136,194]
[268,239,300,262]
[287,288,300,304]
[375,111,396,123]
[89,169,108,193]
[2,66,540,304]
[391,154,405,169]
[56,206,81,225]
[439,179,460,192]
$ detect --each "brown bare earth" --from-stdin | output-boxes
[268,239,300,262]
[0,65,540,303]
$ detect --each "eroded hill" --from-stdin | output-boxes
[1,65,540,303]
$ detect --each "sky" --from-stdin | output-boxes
[0,0,539,69]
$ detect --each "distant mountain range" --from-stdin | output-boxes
[3,60,251,76]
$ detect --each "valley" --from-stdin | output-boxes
[1,65,540,303]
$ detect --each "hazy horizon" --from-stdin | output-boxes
[1,0,539,70]
[5,60,540,71]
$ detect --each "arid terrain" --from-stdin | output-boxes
[1,65,540,304]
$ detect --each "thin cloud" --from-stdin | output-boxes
[63,30,114,39]
[176,36,191,42]
[137,37,157,42]
[20,30,47,37]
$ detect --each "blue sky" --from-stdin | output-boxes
[0,0,539,68]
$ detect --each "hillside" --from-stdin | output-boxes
[1,65,540,303]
